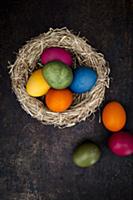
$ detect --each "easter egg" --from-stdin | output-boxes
[70,67,97,93]
[102,101,126,132]
[73,142,101,168]
[108,132,133,156]
[26,69,50,97]
[42,61,73,89]
[41,47,73,66]
[45,88,73,112]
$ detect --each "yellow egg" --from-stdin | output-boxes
[26,69,50,97]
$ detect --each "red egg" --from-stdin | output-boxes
[108,131,133,156]
[41,47,73,66]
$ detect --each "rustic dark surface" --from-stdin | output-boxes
[0,0,133,199]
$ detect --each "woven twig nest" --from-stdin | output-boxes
[9,27,110,128]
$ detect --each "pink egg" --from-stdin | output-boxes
[108,131,133,157]
[41,47,73,66]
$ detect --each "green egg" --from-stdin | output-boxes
[73,142,101,168]
[42,61,73,89]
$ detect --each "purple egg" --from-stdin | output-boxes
[108,131,133,157]
[41,47,73,66]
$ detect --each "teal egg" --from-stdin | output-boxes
[70,66,97,93]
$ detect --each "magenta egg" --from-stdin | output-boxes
[40,47,73,66]
[108,132,133,157]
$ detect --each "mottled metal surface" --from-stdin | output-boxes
[0,0,133,199]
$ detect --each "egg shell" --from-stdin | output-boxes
[102,101,126,132]
[70,66,97,93]
[108,132,133,156]
[73,141,101,168]
[41,47,73,66]
[26,69,50,97]
[45,88,73,112]
[42,61,73,89]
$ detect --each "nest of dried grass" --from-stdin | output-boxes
[9,27,110,128]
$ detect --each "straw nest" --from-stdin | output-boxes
[9,27,110,128]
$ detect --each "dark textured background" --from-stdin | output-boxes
[0,0,133,199]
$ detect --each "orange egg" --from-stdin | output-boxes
[45,88,73,112]
[102,101,126,132]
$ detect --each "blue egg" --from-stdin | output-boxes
[70,66,97,93]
